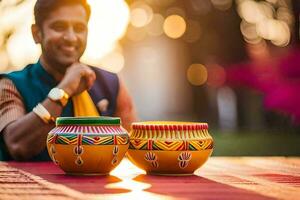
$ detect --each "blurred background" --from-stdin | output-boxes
[0,0,299,156]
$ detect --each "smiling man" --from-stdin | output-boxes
[0,0,136,161]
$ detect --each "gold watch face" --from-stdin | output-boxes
[49,88,64,101]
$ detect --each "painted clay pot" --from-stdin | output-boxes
[127,122,213,175]
[47,117,129,175]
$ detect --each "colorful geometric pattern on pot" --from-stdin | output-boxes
[111,146,119,165]
[130,123,211,140]
[144,152,159,168]
[129,139,213,151]
[50,125,126,135]
[132,123,209,131]
[178,152,192,169]
[47,133,129,145]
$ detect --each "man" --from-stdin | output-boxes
[0,0,136,161]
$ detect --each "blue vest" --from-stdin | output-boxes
[0,61,119,161]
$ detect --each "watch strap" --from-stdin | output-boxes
[59,89,69,106]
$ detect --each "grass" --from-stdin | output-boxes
[210,130,300,156]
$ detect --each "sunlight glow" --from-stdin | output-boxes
[99,48,125,73]
[1,0,39,69]
[1,0,130,70]
[105,159,175,200]
[82,0,130,69]
[7,26,41,68]
[108,158,148,192]
[110,158,146,178]
[0,50,9,71]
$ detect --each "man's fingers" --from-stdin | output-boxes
[85,69,96,89]
[62,63,96,94]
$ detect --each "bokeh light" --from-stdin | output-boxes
[145,13,165,36]
[130,2,153,28]
[238,0,266,24]
[240,20,262,44]
[130,8,149,27]
[163,15,186,39]
[258,1,274,19]
[187,64,208,86]
[237,0,291,47]
[270,22,290,46]
[256,19,290,47]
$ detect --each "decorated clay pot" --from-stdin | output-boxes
[47,117,129,175]
[127,122,213,175]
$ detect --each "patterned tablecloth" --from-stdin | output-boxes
[0,157,299,200]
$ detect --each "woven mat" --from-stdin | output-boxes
[1,157,300,200]
[0,162,85,200]
[199,157,300,200]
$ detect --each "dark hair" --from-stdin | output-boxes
[34,0,91,27]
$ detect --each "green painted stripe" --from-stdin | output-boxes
[56,116,120,125]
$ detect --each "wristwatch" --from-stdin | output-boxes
[48,88,69,106]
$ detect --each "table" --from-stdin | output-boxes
[1,157,299,200]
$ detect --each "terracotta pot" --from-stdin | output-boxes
[127,121,213,175]
[47,117,129,175]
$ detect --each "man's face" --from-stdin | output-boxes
[35,4,88,68]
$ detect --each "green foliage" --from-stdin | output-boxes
[211,130,300,156]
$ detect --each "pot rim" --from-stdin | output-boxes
[56,117,121,126]
[131,121,208,130]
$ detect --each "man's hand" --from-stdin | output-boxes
[57,63,96,97]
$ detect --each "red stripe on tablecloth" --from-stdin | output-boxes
[255,174,300,186]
